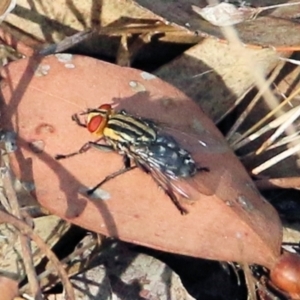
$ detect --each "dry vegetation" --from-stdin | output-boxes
[0,1,300,299]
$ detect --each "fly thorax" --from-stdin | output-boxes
[105,113,157,145]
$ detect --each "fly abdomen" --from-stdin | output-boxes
[134,134,198,178]
[104,112,157,145]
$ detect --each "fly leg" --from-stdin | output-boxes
[72,113,86,128]
[138,168,188,215]
[56,112,102,158]
[152,178,188,215]
[87,155,137,195]
[55,140,110,160]
[130,158,188,214]
[158,181,188,215]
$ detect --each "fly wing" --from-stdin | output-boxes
[129,148,202,214]
[130,139,211,214]
[154,122,230,200]
[128,124,222,205]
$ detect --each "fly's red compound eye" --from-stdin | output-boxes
[87,104,112,136]
[87,115,105,135]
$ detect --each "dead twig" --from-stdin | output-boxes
[227,61,285,142]
[252,142,300,175]
[20,237,99,294]
[0,209,75,300]
[1,142,43,299]
[255,177,300,191]
[0,26,35,57]
[234,85,300,150]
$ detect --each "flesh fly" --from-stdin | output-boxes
[55,104,209,214]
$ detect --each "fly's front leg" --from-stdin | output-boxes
[72,113,86,128]
[55,140,109,160]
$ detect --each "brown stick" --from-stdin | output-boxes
[0,210,75,300]
[255,177,300,190]
[1,165,43,300]
[0,25,36,57]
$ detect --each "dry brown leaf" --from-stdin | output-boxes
[4,0,161,55]
[0,276,19,300]
[0,54,282,269]
[136,0,300,50]
[155,38,281,122]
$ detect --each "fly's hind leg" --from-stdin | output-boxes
[131,159,188,214]
[149,174,188,215]
[165,187,189,215]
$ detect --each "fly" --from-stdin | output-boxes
[55,104,209,214]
